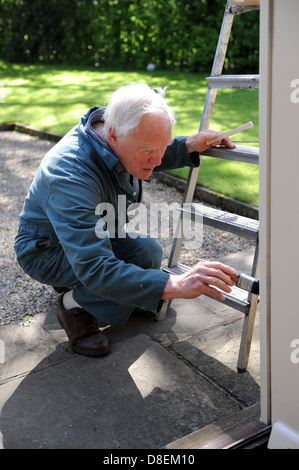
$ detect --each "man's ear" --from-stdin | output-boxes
[108,126,118,148]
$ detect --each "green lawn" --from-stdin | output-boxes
[0,61,259,206]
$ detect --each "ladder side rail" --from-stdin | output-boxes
[198,0,235,131]
[210,0,235,79]
[167,209,185,267]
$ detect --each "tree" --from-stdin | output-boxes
[0,0,259,73]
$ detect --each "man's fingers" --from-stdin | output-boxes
[221,137,236,149]
[193,262,236,286]
[196,259,236,273]
[206,261,236,277]
[203,285,226,301]
[202,275,233,293]
[169,259,237,301]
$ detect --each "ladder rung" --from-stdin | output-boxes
[206,74,259,89]
[200,144,259,164]
[230,2,260,15]
[180,204,259,239]
[163,264,250,314]
[230,0,259,5]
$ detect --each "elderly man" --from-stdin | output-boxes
[14,83,236,358]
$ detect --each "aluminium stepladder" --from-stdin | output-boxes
[158,0,260,372]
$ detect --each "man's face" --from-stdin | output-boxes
[108,113,172,180]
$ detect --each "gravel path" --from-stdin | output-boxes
[0,131,254,325]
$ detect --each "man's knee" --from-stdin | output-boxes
[111,233,163,270]
[121,235,163,270]
[138,236,163,270]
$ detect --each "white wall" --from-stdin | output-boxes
[259,0,299,448]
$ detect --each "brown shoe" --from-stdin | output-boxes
[57,295,111,357]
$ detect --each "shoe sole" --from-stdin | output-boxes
[72,344,111,357]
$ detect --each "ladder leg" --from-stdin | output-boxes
[237,247,260,372]
[155,299,169,322]
[237,292,259,372]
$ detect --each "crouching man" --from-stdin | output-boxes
[14,83,236,357]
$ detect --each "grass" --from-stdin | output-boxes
[0,61,259,206]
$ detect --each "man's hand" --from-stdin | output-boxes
[186,130,236,154]
[162,260,236,302]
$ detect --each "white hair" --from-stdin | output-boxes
[103,83,176,138]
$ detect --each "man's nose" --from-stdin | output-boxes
[149,150,164,166]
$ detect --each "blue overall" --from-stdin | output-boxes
[14,107,199,326]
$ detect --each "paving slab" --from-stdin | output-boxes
[0,332,241,449]
[0,320,69,383]
[171,313,260,407]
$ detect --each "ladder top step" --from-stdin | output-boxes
[230,2,260,15]
[230,0,259,4]
[206,75,259,89]
[201,145,259,164]
[230,0,260,6]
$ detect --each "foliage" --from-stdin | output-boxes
[0,0,259,73]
